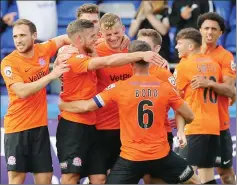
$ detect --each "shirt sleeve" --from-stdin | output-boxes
[93,83,118,108]
[67,54,92,73]
[1,59,24,88]
[174,63,189,91]
[167,84,184,110]
[39,40,58,57]
[220,51,236,78]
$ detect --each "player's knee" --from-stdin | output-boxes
[89,174,106,184]
[183,173,201,184]
[61,173,80,184]
[143,174,151,184]
[217,167,235,184]
[33,172,52,184]
[8,171,26,184]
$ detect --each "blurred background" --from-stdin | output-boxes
[0,0,236,184]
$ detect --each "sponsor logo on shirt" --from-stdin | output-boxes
[110,74,131,82]
[29,70,47,82]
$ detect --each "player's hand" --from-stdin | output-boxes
[95,37,105,46]
[143,51,169,68]
[53,54,71,68]
[3,12,17,25]
[120,35,130,50]
[58,98,65,111]
[177,131,187,149]
[229,95,236,106]
[58,45,79,55]
[191,75,210,89]
[50,63,70,79]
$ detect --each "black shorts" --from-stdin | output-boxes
[106,151,194,184]
[167,132,174,150]
[56,118,107,175]
[214,129,233,168]
[98,129,121,170]
[79,129,121,179]
[179,134,218,168]
[4,126,52,173]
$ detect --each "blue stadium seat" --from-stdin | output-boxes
[217,33,226,46]
[229,6,236,29]
[57,1,97,26]
[1,1,8,16]
[225,28,236,54]
[169,27,177,56]
[101,0,141,10]
[57,26,67,36]
[213,0,231,27]
[1,27,15,59]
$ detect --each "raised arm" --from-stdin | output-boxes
[87,51,164,71]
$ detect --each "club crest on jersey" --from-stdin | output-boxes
[168,76,176,86]
[4,66,12,77]
[76,54,86,59]
[106,83,116,90]
[231,60,236,71]
[38,57,46,66]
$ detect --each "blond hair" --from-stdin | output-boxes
[100,13,122,30]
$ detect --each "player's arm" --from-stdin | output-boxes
[168,84,194,124]
[87,51,166,71]
[175,102,194,124]
[59,99,99,113]
[11,63,69,99]
[59,83,118,113]
[51,34,72,50]
[191,75,235,98]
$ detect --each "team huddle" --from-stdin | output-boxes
[1,3,236,185]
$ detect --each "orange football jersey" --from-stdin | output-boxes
[1,40,57,133]
[95,41,133,129]
[175,53,221,135]
[204,45,236,130]
[60,54,97,125]
[93,75,184,161]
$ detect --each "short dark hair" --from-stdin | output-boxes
[176,28,202,47]
[197,12,225,32]
[137,28,162,46]
[77,4,99,18]
[128,40,151,66]
[13,19,37,34]
[66,19,94,38]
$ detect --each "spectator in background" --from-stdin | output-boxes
[129,1,171,62]
[0,12,17,34]
[169,0,214,63]
[16,1,57,42]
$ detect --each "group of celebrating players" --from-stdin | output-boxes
[1,3,236,184]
